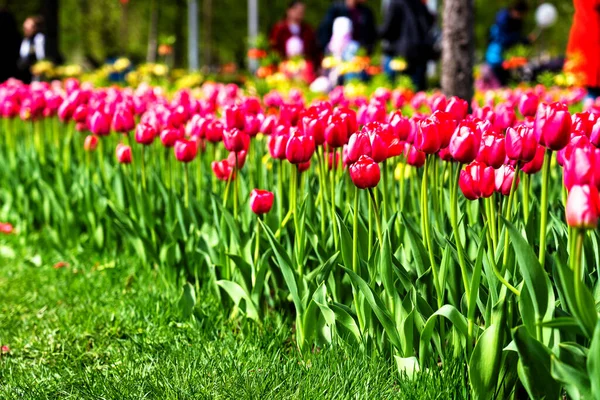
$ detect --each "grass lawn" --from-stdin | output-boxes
[0,234,468,399]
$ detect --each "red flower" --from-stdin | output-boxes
[405,144,426,167]
[415,118,442,154]
[53,261,69,269]
[459,161,495,200]
[211,160,235,181]
[324,115,348,149]
[160,127,184,148]
[346,131,372,164]
[223,128,249,153]
[389,111,411,141]
[135,123,156,145]
[0,222,14,235]
[445,96,469,121]
[249,189,274,214]
[505,125,537,163]
[349,155,380,189]
[534,102,571,151]
[112,105,135,133]
[84,135,99,152]
[174,139,198,163]
[521,145,546,175]
[285,129,315,164]
[449,121,481,164]
[566,185,600,229]
[494,165,519,196]
[477,130,505,169]
[116,144,132,164]
[518,92,539,117]
[205,120,224,143]
[89,110,111,136]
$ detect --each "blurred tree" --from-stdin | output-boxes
[442,0,474,100]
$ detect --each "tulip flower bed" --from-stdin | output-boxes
[1,78,600,398]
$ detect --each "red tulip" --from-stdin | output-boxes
[493,103,516,131]
[429,93,447,113]
[449,121,481,164]
[297,160,312,173]
[571,112,596,136]
[174,139,198,163]
[135,123,156,145]
[505,125,537,163]
[346,132,372,164]
[349,155,380,189]
[227,150,248,169]
[459,161,496,200]
[477,130,506,169]
[244,115,261,137]
[89,110,111,136]
[84,135,99,152]
[518,92,539,117]
[324,115,348,149]
[302,115,326,145]
[250,189,274,214]
[415,118,442,154]
[286,129,315,164]
[563,146,598,190]
[205,120,224,143]
[430,110,456,148]
[72,104,88,123]
[212,160,235,181]
[389,111,411,141]
[445,96,469,121]
[589,117,600,147]
[116,144,132,164]
[0,222,14,235]
[160,127,184,148]
[112,105,135,133]
[494,165,519,196]
[534,102,571,151]
[223,128,249,153]
[369,131,389,162]
[268,131,289,160]
[521,145,546,175]
[566,185,600,229]
[405,144,426,167]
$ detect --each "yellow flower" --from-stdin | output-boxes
[113,57,131,72]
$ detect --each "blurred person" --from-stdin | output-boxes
[17,16,46,83]
[380,0,436,91]
[269,1,320,70]
[317,0,377,56]
[0,9,20,83]
[485,1,530,86]
[566,0,600,99]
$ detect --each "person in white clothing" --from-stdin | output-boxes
[17,16,46,83]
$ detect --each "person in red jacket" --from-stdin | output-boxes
[269,1,320,71]
[566,0,600,98]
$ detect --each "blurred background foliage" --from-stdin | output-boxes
[0,0,574,69]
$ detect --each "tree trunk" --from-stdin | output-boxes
[441,0,474,102]
[43,0,61,63]
[147,0,159,63]
[202,0,213,68]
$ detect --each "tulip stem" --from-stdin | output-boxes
[538,150,552,268]
[330,148,339,249]
[501,165,520,270]
[572,229,586,323]
[233,153,239,219]
[422,156,441,306]
[141,146,147,192]
[368,188,383,246]
[277,160,284,223]
[352,186,365,332]
[522,173,530,223]
[254,216,261,269]
[184,163,190,209]
[318,147,327,239]
[382,159,389,223]
[450,163,470,302]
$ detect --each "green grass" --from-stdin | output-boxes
[0,235,468,399]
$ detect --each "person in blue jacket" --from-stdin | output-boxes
[485,1,530,85]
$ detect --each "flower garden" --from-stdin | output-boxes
[1,75,599,399]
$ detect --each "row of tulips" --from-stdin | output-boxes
[1,77,600,399]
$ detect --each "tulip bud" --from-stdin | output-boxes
[518,92,539,117]
[160,127,184,148]
[268,131,290,160]
[135,123,156,145]
[227,150,248,170]
[250,189,274,214]
[449,121,481,164]
[521,145,546,175]
[566,185,600,229]
[389,111,411,141]
[477,130,506,169]
[494,165,519,196]
[405,143,426,167]
[116,144,132,164]
[223,128,249,153]
[112,105,135,133]
[297,160,312,173]
[211,159,235,181]
[303,115,326,145]
[84,135,99,152]
[505,125,537,163]
[89,110,111,136]
[346,132,372,164]
[445,96,469,121]
[534,102,572,151]
[349,155,380,189]
[286,129,315,164]
[174,139,198,163]
[325,115,348,149]
[205,120,224,143]
[564,146,598,190]
[459,161,495,200]
[415,118,442,154]
[0,222,14,235]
